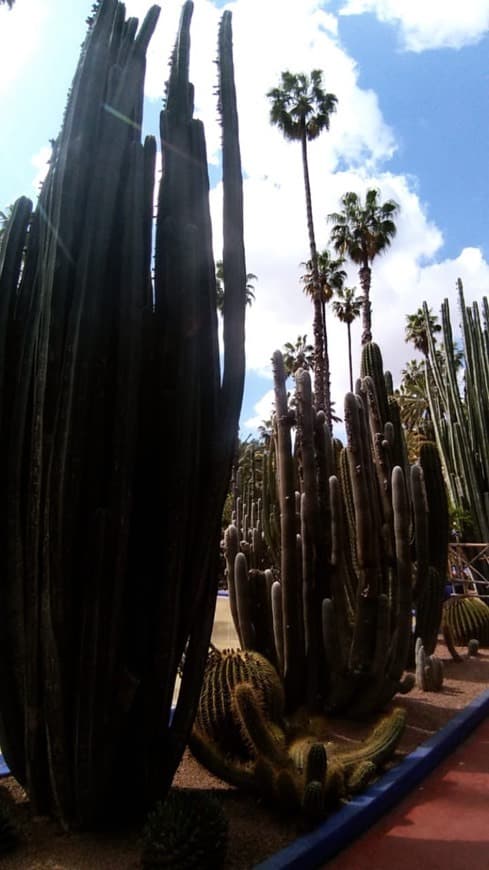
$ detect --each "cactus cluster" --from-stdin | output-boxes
[190,648,407,820]
[0,1,246,828]
[141,789,228,869]
[225,343,448,717]
[423,282,489,541]
[414,638,443,692]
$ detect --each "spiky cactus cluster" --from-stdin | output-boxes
[423,282,489,542]
[225,343,448,717]
[141,790,228,869]
[190,648,407,820]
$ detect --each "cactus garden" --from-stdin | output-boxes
[1,0,489,868]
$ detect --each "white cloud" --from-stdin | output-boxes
[243,389,276,432]
[0,0,51,96]
[339,0,489,51]
[30,0,483,441]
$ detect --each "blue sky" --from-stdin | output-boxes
[2,0,489,437]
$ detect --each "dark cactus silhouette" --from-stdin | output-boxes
[0,1,246,829]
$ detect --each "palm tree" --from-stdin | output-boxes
[332,286,362,391]
[282,334,314,377]
[267,70,337,426]
[405,306,441,357]
[215,259,256,313]
[301,249,346,389]
[328,189,399,345]
[0,204,14,247]
[397,358,431,431]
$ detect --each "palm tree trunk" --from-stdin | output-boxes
[300,130,331,427]
[359,262,372,345]
[347,321,353,391]
[321,299,332,430]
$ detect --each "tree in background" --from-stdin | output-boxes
[301,249,346,391]
[328,189,399,345]
[216,259,256,313]
[405,306,441,358]
[332,286,362,390]
[0,205,14,246]
[282,334,314,376]
[268,70,337,426]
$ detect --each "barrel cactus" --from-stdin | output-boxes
[442,596,489,649]
[190,647,407,821]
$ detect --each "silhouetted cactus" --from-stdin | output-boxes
[0,1,246,828]
[0,802,19,856]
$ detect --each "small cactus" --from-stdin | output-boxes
[141,790,228,869]
[468,638,480,657]
[415,638,444,692]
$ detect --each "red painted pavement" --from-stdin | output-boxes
[324,718,489,870]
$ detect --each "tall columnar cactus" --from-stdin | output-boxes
[0,1,246,829]
[423,281,489,541]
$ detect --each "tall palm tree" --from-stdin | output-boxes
[405,306,441,357]
[267,70,337,426]
[301,249,346,391]
[0,204,14,247]
[332,286,362,391]
[215,259,256,313]
[282,334,315,377]
[328,189,399,345]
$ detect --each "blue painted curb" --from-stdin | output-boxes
[0,754,10,778]
[255,688,489,870]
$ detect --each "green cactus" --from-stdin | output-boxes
[415,638,444,692]
[141,790,228,869]
[224,341,448,719]
[191,649,406,821]
[423,283,489,541]
[194,648,285,759]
